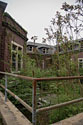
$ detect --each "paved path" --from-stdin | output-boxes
[0,92,32,125]
[52,112,83,125]
[0,91,83,125]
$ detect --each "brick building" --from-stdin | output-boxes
[55,39,83,69]
[0,1,83,73]
[27,39,83,69]
[27,41,54,69]
[0,1,27,73]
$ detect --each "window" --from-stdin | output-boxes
[27,46,33,52]
[42,48,49,54]
[42,48,45,53]
[78,58,83,68]
[11,41,23,72]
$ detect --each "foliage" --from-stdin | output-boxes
[43,1,83,77]
[37,80,83,124]
[49,102,83,123]
[0,1,83,124]
[37,1,83,123]
[44,2,83,44]
[21,54,56,77]
[79,68,83,75]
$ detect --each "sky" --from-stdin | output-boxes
[2,0,75,43]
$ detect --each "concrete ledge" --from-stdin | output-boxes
[0,92,32,125]
[52,112,83,125]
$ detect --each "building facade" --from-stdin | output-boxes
[0,1,83,73]
[0,1,27,73]
[27,39,83,69]
[55,39,83,69]
[27,42,54,69]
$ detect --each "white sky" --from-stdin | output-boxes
[2,0,75,43]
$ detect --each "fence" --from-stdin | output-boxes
[0,71,83,125]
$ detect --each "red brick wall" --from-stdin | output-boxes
[0,13,27,72]
[0,8,2,27]
[0,2,27,72]
[0,8,5,71]
[4,28,26,72]
[3,14,27,38]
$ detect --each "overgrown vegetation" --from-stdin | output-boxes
[0,0,83,124]
[0,55,83,123]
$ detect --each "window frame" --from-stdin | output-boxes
[11,41,23,73]
[42,48,49,54]
[27,45,33,52]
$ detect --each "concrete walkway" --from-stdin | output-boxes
[0,92,32,125]
[53,112,83,125]
[0,91,83,125]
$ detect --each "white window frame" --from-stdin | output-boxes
[42,48,49,54]
[27,46,33,52]
[11,41,23,72]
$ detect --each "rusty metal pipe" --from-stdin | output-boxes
[0,84,32,113]
[37,97,83,113]
[34,76,83,81]
[0,71,34,81]
[0,71,83,82]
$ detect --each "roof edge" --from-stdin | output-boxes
[3,12,27,34]
[0,1,7,12]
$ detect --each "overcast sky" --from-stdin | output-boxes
[2,0,75,43]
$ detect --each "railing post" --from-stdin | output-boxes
[5,75,7,102]
[32,80,37,125]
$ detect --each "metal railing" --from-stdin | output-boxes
[0,72,34,123]
[0,71,83,125]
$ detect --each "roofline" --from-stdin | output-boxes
[0,1,7,12]
[2,21,28,41]
[27,41,54,48]
[3,12,27,34]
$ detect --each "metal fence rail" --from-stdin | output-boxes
[0,71,83,125]
[0,71,35,124]
[37,97,83,113]
[0,84,32,113]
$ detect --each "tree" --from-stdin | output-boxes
[76,0,83,4]
[45,2,83,44]
[44,2,83,76]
